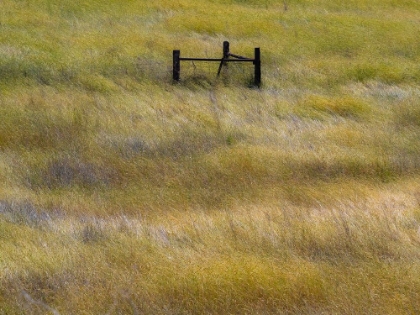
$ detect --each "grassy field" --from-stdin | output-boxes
[1,0,420,314]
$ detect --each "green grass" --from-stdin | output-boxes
[1,0,420,314]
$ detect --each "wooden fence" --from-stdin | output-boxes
[173,41,261,87]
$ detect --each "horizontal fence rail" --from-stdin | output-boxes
[177,58,255,62]
[173,41,261,87]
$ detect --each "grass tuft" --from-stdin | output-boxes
[0,200,53,227]
[297,94,371,119]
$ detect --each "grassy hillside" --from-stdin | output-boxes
[1,0,420,314]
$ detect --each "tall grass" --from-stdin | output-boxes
[1,182,420,314]
[1,0,420,313]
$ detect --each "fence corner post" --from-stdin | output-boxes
[173,50,180,82]
[254,47,261,88]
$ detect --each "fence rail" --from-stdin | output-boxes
[173,41,261,87]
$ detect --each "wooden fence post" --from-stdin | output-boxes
[173,50,180,81]
[223,41,230,60]
[217,41,230,77]
[254,47,261,87]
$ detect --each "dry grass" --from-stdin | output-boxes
[1,180,420,314]
[1,0,420,313]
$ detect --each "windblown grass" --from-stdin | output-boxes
[1,0,420,313]
[1,180,420,314]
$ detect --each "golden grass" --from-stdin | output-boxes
[1,180,420,313]
[1,0,420,313]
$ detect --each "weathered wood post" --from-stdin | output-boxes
[173,50,180,81]
[223,41,230,60]
[254,47,261,87]
[217,41,230,77]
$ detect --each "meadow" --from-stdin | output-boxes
[1,0,420,314]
